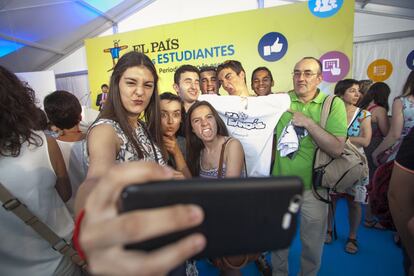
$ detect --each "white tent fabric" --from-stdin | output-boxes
[353,36,414,107]
[55,74,91,106]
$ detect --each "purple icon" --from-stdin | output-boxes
[319,51,350,83]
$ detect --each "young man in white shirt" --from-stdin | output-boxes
[199,60,290,177]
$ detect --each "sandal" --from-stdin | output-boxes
[345,238,358,254]
[325,230,333,244]
[364,219,386,230]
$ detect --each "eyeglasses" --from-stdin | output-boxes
[292,71,318,79]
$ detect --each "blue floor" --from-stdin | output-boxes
[196,198,404,275]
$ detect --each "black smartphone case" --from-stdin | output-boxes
[119,176,303,259]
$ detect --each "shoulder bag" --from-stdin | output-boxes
[312,96,369,202]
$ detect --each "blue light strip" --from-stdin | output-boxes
[82,0,123,13]
[0,39,24,58]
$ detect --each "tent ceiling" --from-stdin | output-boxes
[0,0,413,73]
[0,0,155,72]
[355,0,414,20]
[358,0,414,10]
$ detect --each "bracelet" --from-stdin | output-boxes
[73,209,86,260]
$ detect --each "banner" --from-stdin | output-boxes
[85,0,354,109]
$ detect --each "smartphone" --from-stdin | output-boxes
[119,176,303,259]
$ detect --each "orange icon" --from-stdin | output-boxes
[367,59,393,82]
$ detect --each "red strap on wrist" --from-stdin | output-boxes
[73,209,86,260]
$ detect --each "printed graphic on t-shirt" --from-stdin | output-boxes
[225,111,266,130]
[199,94,290,176]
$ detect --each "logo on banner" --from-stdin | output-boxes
[319,51,349,83]
[367,59,393,82]
[308,0,343,18]
[258,32,288,62]
[406,50,414,70]
[104,40,128,71]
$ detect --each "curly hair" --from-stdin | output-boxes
[0,66,43,157]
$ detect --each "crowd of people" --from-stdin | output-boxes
[0,51,413,276]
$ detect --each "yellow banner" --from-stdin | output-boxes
[85,0,354,109]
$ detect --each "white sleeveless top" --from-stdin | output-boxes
[0,131,74,275]
[56,139,88,217]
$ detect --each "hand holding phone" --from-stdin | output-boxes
[119,176,303,259]
[77,162,206,275]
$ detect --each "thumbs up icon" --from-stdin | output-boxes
[264,37,283,56]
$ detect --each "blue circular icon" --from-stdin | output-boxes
[258,32,288,62]
[308,0,343,18]
[406,50,414,70]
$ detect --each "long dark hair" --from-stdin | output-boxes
[401,70,414,97]
[358,82,390,111]
[100,51,163,159]
[185,101,228,176]
[0,66,43,156]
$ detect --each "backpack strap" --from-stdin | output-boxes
[0,181,87,269]
[311,95,336,149]
[347,108,361,130]
[217,137,233,179]
[320,95,336,129]
[312,95,337,204]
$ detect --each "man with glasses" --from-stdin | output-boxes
[271,57,347,276]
